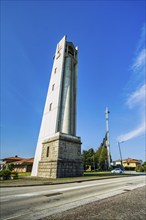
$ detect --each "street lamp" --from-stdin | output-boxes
[118,141,124,169]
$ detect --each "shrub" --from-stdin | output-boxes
[7,163,14,171]
[11,172,18,177]
[135,166,144,172]
[124,166,135,171]
[0,169,11,177]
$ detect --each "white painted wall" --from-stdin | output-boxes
[31,36,66,176]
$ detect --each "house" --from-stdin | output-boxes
[1,156,34,172]
[113,158,142,168]
[111,159,123,166]
[2,156,25,164]
[123,158,142,168]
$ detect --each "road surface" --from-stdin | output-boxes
[1,175,145,220]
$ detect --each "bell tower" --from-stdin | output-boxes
[31,36,83,178]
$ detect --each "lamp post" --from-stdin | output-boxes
[118,141,124,169]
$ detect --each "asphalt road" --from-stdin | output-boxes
[1,176,145,220]
[44,186,146,220]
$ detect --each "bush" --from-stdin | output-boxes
[124,166,135,171]
[11,172,18,177]
[7,163,14,171]
[0,170,18,180]
[135,166,144,172]
[0,169,11,177]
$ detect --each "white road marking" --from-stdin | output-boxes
[1,178,145,202]
[1,182,101,201]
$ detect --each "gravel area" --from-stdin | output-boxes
[42,186,146,220]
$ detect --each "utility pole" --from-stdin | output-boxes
[118,141,124,169]
[105,107,111,169]
[93,154,95,172]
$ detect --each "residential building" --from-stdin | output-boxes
[123,158,142,168]
[1,156,34,172]
[113,158,142,168]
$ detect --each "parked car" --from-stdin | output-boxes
[111,168,124,174]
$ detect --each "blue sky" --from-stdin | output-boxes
[1,0,146,162]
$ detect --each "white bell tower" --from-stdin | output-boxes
[31,36,83,178]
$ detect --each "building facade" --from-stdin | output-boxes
[1,156,34,172]
[113,158,142,168]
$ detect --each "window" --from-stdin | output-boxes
[56,53,60,59]
[52,84,55,91]
[68,46,74,56]
[46,146,49,157]
[49,103,52,111]
[54,68,57,74]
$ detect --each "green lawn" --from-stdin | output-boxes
[18,171,116,177]
[18,171,125,178]
[0,171,134,186]
[18,172,31,176]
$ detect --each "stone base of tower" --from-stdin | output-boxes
[37,132,83,178]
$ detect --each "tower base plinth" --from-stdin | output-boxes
[37,133,83,178]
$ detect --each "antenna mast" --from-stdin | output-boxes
[105,107,111,169]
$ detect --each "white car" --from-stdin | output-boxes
[111,168,124,174]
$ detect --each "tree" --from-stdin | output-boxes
[7,163,14,171]
[95,139,108,171]
[82,148,95,170]
[98,146,108,170]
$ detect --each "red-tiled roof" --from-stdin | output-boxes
[2,157,25,161]
[13,158,34,164]
[124,159,140,163]
[115,158,141,163]
[2,157,34,164]
[24,158,34,163]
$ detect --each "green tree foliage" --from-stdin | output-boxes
[0,169,11,177]
[95,144,108,170]
[99,146,108,169]
[82,133,112,171]
[135,166,144,172]
[82,144,109,171]
[7,163,14,171]
[82,148,95,170]
[135,164,146,172]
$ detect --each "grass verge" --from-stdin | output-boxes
[0,172,134,187]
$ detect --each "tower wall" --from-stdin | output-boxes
[31,36,66,176]
[37,133,83,178]
[59,55,77,135]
